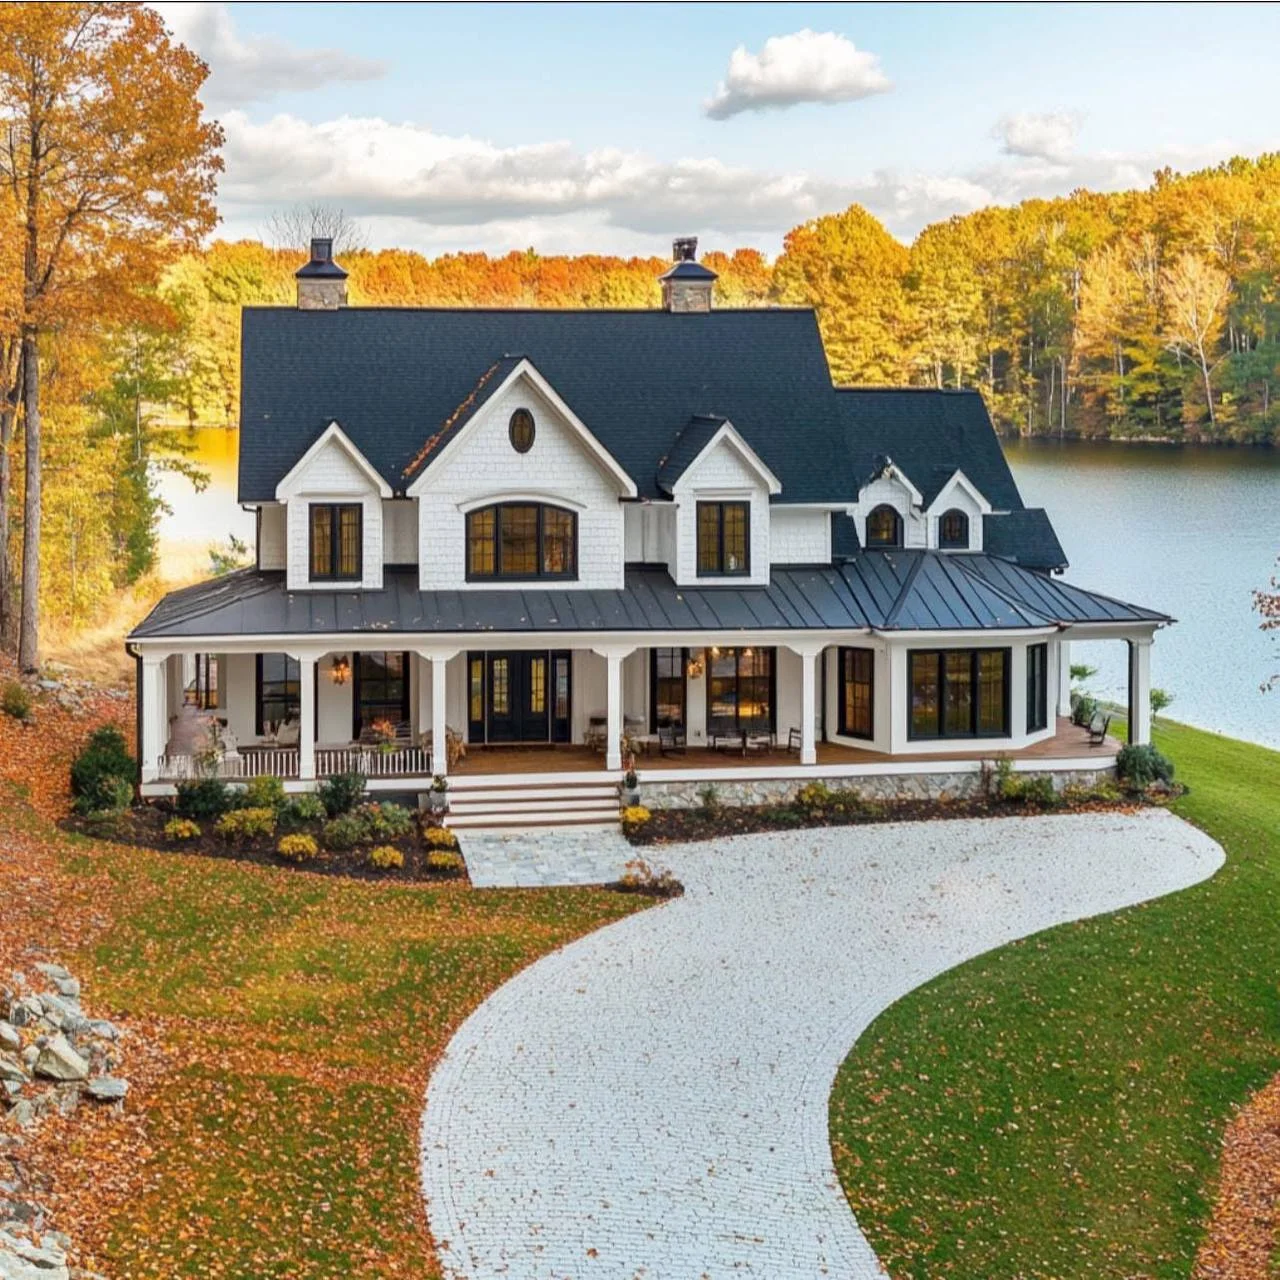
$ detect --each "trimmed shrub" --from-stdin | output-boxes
[2,682,32,722]
[795,780,835,811]
[317,770,366,818]
[322,812,369,851]
[214,806,276,844]
[423,826,459,850]
[356,801,415,840]
[70,726,136,809]
[175,776,234,820]
[368,844,405,870]
[277,833,318,862]
[425,848,465,875]
[278,792,326,830]
[1071,694,1100,728]
[244,775,287,811]
[164,817,201,842]
[620,804,651,828]
[73,772,133,816]
[1116,743,1175,788]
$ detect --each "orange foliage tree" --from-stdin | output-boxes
[0,1,223,669]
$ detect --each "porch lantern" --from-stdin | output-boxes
[330,655,351,685]
[686,650,705,680]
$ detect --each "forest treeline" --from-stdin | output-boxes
[3,3,1279,655]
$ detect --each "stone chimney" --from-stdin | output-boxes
[295,237,348,310]
[659,237,717,313]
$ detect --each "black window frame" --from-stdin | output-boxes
[696,500,751,577]
[649,647,689,732]
[309,502,363,582]
[352,650,411,740]
[838,646,874,740]
[1026,642,1049,733]
[938,508,970,549]
[255,653,301,736]
[705,646,776,735]
[465,502,578,582]
[908,648,1011,740]
[866,504,904,549]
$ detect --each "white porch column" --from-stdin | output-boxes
[139,653,166,782]
[1127,637,1153,745]
[791,642,823,766]
[296,653,317,781]
[592,645,635,771]
[1057,637,1073,718]
[431,655,449,778]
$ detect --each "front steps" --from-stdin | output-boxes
[438,775,622,831]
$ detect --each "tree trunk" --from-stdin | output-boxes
[18,328,40,672]
[0,340,19,650]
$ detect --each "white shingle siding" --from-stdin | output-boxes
[257,504,287,570]
[672,438,770,586]
[282,437,383,591]
[623,503,676,566]
[383,499,418,564]
[416,380,625,591]
[851,473,926,549]
[769,508,831,565]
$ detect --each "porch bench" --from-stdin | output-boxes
[656,722,686,756]
[1088,712,1112,747]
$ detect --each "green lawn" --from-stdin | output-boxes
[2,783,644,1279]
[831,719,1280,1278]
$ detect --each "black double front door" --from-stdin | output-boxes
[469,650,571,744]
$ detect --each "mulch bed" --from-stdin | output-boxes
[625,792,1164,846]
[61,804,465,885]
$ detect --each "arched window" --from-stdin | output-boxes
[865,504,903,548]
[939,508,969,549]
[466,502,577,580]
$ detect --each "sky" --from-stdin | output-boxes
[156,1,1280,259]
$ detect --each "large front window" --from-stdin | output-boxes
[1026,642,1049,733]
[466,503,578,580]
[839,647,874,739]
[651,647,687,730]
[696,501,750,576]
[309,503,362,581]
[354,651,409,738]
[256,654,300,735]
[909,648,1009,739]
[707,646,774,734]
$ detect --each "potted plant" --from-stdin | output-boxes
[619,753,640,806]
[427,773,449,815]
[370,717,398,755]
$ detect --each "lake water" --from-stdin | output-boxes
[157,429,1280,750]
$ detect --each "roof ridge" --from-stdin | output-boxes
[882,551,929,628]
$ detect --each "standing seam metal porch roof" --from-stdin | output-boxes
[129,554,1169,642]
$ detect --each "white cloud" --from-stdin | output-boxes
[210,110,1244,257]
[703,29,891,120]
[156,2,386,108]
[994,111,1083,163]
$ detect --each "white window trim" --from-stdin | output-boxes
[926,469,992,517]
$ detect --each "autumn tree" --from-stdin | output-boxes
[0,2,222,669]
[1161,252,1231,432]
[266,203,367,255]
[772,204,911,384]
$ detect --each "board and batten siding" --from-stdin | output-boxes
[416,380,625,591]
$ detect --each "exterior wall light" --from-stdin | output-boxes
[686,650,705,680]
[331,656,351,685]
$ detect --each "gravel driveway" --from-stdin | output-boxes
[421,809,1223,1279]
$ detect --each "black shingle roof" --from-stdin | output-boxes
[656,415,726,494]
[129,556,1168,642]
[983,509,1068,572]
[238,306,852,504]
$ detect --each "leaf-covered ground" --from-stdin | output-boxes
[831,719,1280,1278]
[0,674,645,1277]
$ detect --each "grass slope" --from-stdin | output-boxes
[831,719,1280,1278]
[0,773,643,1278]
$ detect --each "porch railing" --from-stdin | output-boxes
[155,744,432,783]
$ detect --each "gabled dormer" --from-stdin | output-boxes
[276,421,392,591]
[851,457,925,549]
[925,469,992,552]
[405,357,636,591]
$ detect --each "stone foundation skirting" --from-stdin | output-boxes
[641,766,1117,810]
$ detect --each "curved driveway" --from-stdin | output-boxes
[422,809,1223,1279]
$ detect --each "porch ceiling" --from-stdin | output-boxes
[128,556,1169,644]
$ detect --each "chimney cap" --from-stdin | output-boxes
[295,236,348,280]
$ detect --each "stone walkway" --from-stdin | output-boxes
[422,810,1224,1278]
[459,828,636,889]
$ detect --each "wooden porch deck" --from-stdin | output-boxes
[454,718,1119,777]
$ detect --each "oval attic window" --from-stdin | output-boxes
[509,408,535,453]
